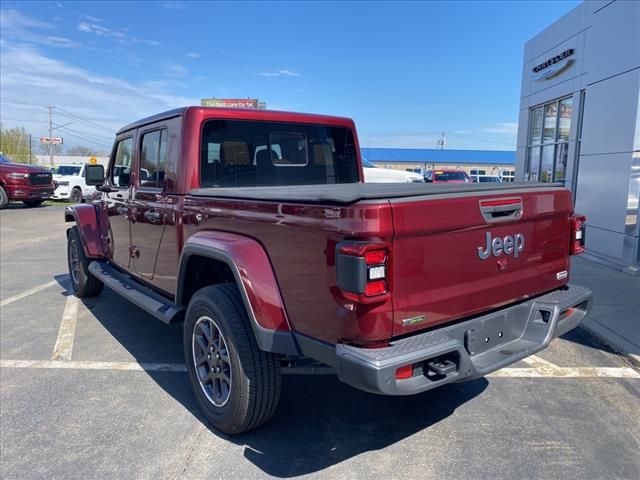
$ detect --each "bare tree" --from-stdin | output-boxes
[67,145,97,156]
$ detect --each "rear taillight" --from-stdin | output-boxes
[336,241,390,303]
[570,215,586,255]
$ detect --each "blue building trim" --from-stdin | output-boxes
[361,147,515,165]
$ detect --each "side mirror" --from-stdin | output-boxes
[85,164,105,186]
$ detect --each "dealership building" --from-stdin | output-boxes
[516,0,640,274]
[361,148,515,180]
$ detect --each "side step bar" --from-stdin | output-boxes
[88,261,185,324]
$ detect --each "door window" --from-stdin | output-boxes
[140,129,168,189]
[111,137,133,187]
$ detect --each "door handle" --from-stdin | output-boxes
[144,210,162,222]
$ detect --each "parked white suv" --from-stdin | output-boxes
[362,158,424,183]
[51,164,97,203]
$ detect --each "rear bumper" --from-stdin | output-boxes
[298,284,592,395]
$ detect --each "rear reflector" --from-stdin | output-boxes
[365,280,387,296]
[395,364,413,379]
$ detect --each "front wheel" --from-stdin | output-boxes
[0,187,8,209]
[67,226,103,297]
[184,283,281,434]
[70,188,83,203]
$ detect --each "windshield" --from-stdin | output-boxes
[55,166,82,176]
[479,176,501,183]
[0,154,12,164]
[435,171,469,181]
[361,158,376,168]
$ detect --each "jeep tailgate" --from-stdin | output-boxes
[389,186,574,337]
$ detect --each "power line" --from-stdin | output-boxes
[56,127,113,148]
[54,107,115,133]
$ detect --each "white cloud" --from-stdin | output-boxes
[0,43,198,149]
[162,2,186,10]
[166,63,189,78]
[186,52,199,58]
[258,69,300,78]
[482,122,518,135]
[0,9,80,48]
[76,21,159,45]
[77,21,125,38]
[80,15,103,22]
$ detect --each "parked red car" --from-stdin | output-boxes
[0,154,55,208]
[425,169,471,183]
[65,107,591,434]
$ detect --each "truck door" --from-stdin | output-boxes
[105,136,134,270]
[130,126,176,291]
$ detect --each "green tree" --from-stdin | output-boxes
[0,124,35,164]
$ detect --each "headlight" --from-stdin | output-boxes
[7,173,29,179]
[57,181,70,186]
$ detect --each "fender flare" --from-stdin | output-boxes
[64,204,106,258]
[177,231,300,356]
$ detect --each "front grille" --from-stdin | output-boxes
[29,172,53,185]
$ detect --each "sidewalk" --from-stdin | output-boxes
[571,256,640,366]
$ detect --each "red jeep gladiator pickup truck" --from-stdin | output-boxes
[0,153,55,208]
[65,107,592,434]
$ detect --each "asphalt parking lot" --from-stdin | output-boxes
[1,204,639,480]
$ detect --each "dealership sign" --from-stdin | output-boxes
[531,49,575,80]
[40,137,63,144]
[201,98,259,109]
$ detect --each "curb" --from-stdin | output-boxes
[581,317,640,369]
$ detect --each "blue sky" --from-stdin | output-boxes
[0,0,579,153]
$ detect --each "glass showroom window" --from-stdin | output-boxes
[527,97,572,183]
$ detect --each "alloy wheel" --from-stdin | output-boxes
[192,316,232,407]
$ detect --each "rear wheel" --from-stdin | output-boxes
[184,283,281,434]
[23,200,44,207]
[0,187,8,209]
[67,226,103,297]
[70,188,83,203]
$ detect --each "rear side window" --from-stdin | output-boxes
[200,120,358,187]
[140,129,167,189]
[111,137,133,187]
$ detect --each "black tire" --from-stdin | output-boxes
[0,186,8,209]
[70,188,83,203]
[67,226,104,297]
[184,283,281,434]
[23,200,44,207]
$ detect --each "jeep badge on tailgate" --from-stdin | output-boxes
[477,232,525,260]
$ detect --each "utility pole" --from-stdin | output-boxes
[438,131,447,150]
[48,106,54,166]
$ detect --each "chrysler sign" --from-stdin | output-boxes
[531,48,574,80]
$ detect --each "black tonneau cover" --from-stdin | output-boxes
[189,182,563,205]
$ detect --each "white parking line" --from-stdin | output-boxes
[51,295,81,361]
[0,359,187,372]
[489,367,640,378]
[0,280,59,308]
[0,359,637,378]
